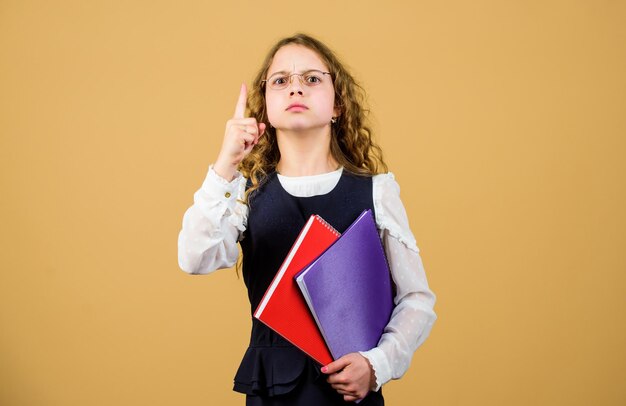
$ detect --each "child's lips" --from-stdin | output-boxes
[286,104,308,111]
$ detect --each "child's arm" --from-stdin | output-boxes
[359,173,438,390]
[177,165,248,274]
[178,83,264,275]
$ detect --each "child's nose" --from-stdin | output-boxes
[288,75,304,94]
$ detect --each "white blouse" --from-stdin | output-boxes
[177,166,437,391]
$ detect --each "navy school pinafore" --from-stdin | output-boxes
[234,171,385,405]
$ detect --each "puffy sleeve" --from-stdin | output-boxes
[359,173,437,390]
[177,165,249,275]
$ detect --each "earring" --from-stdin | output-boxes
[331,117,337,124]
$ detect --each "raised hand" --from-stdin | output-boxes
[214,83,266,181]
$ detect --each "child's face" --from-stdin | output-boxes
[265,44,339,133]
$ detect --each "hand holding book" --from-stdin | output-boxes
[322,352,377,403]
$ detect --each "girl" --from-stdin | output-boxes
[178,33,437,405]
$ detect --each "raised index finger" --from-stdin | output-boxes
[233,83,247,119]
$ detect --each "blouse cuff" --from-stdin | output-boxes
[359,347,392,392]
[196,165,247,232]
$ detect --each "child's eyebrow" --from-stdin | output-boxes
[267,68,322,77]
[267,70,289,77]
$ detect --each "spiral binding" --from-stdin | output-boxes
[314,215,340,236]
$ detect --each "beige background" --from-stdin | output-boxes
[1,0,625,405]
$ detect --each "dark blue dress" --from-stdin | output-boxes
[234,171,385,405]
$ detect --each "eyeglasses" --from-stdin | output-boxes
[262,69,332,90]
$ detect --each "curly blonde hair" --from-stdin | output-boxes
[239,33,387,202]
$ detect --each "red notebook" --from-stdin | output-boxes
[253,214,339,365]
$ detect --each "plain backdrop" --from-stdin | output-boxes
[1,1,625,405]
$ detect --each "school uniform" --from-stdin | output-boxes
[178,166,437,405]
[234,171,384,405]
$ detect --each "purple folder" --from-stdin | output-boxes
[295,210,394,360]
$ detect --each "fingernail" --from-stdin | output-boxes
[321,366,328,373]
